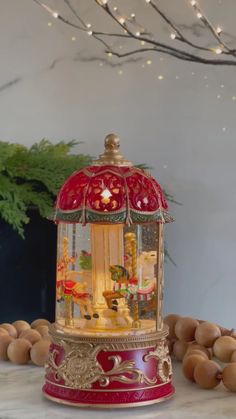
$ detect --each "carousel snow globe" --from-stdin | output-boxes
[43,134,175,408]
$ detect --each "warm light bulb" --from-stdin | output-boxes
[191,0,196,5]
[141,40,145,45]
[71,36,76,41]
[215,47,222,54]
[107,52,113,57]
[158,75,164,80]
[216,26,222,34]
[47,22,52,27]
[87,30,93,35]
[197,12,202,18]
[113,6,117,11]
[101,188,112,204]
[170,33,176,39]
[146,0,151,3]
[135,31,140,36]
[119,17,125,24]
[119,17,125,25]
[146,59,152,65]
[86,23,91,28]
[52,11,58,18]
[131,13,135,18]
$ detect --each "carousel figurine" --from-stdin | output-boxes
[43,134,175,408]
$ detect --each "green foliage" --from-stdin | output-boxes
[0,139,91,237]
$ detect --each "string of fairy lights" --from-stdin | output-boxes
[32,0,236,133]
[32,0,236,65]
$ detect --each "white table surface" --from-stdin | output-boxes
[0,361,235,419]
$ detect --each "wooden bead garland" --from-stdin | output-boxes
[0,319,51,366]
[166,314,236,392]
[1,314,236,394]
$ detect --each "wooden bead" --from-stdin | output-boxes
[194,360,222,389]
[222,363,236,392]
[231,351,236,362]
[195,322,221,347]
[35,325,49,338]
[0,328,8,336]
[31,319,50,329]
[173,340,189,361]
[0,335,14,361]
[20,329,42,345]
[164,314,181,340]
[0,323,17,338]
[30,339,51,366]
[175,317,199,342]
[182,354,206,381]
[186,343,211,359]
[7,339,32,364]
[213,336,236,362]
[12,320,30,337]
[185,349,209,361]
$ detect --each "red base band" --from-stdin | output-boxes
[43,381,174,407]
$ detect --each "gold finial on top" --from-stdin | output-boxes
[93,134,133,166]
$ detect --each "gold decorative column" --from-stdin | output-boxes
[124,232,141,328]
[91,224,132,327]
[156,223,165,331]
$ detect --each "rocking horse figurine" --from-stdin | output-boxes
[73,282,99,320]
[103,265,136,311]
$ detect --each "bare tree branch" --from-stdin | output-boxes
[32,0,236,66]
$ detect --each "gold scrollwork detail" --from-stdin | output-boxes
[144,341,172,383]
[99,355,157,387]
[46,342,157,390]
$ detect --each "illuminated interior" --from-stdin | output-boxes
[55,222,164,336]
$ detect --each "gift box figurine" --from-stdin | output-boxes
[43,134,175,408]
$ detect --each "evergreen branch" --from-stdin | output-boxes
[0,140,91,237]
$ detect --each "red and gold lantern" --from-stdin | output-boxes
[43,134,175,408]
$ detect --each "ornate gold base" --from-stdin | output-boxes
[43,389,175,408]
[43,323,174,407]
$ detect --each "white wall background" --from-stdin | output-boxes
[0,0,236,327]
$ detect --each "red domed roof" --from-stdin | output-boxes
[54,135,173,225]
